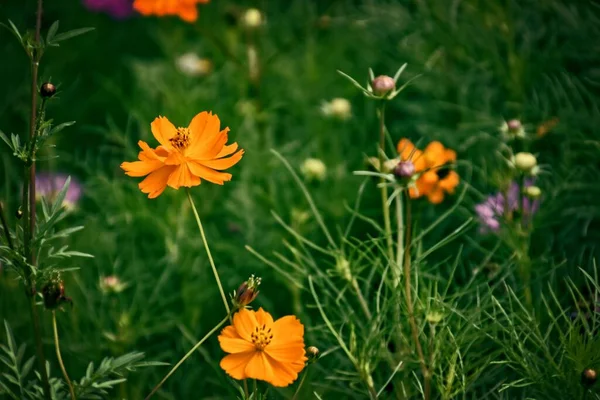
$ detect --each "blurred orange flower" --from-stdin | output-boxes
[218,308,307,387]
[396,139,459,204]
[133,0,209,22]
[121,111,244,198]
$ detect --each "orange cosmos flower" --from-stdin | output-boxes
[133,0,209,22]
[420,141,459,204]
[218,308,307,387]
[121,111,244,198]
[396,139,459,204]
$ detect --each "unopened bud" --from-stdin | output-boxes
[100,275,127,294]
[371,75,395,96]
[507,119,521,131]
[514,152,537,173]
[300,158,327,182]
[581,368,597,388]
[233,275,261,308]
[393,161,415,179]
[40,82,56,98]
[426,311,444,325]
[307,346,320,363]
[42,277,72,310]
[16,208,23,219]
[242,8,263,29]
[524,186,541,199]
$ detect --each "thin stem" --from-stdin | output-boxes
[52,311,75,400]
[351,278,372,320]
[144,315,229,400]
[0,202,14,249]
[243,380,249,399]
[27,0,51,397]
[377,103,394,261]
[403,199,430,400]
[395,190,404,287]
[291,365,310,400]
[186,189,232,320]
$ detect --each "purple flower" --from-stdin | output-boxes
[475,181,540,233]
[83,0,134,19]
[35,173,83,210]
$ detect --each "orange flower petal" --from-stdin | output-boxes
[397,138,416,160]
[187,112,221,155]
[254,307,274,327]
[216,143,239,158]
[218,326,255,354]
[439,170,460,192]
[263,353,305,387]
[244,352,277,384]
[427,187,445,204]
[120,160,164,177]
[220,351,255,380]
[167,163,200,189]
[139,165,176,199]
[187,162,232,185]
[197,149,244,171]
[231,308,258,342]
[150,116,177,149]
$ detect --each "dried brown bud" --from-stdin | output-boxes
[371,75,395,96]
[42,277,72,310]
[40,82,56,98]
[233,275,261,308]
[393,161,415,179]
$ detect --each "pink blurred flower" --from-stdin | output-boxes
[83,0,134,19]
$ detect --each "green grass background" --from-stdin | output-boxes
[1,0,600,398]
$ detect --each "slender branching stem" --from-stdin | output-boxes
[145,315,229,400]
[243,380,249,399]
[395,190,405,287]
[0,202,14,249]
[291,365,310,400]
[25,0,51,397]
[351,278,372,320]
[403,199,430,400]
[186,189,232,320]
[377,103,394,262]
[53,311,76,400]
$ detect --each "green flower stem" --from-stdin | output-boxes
[145,315,229,400]
[186,189,232,320]
[395,190,405,287]
[291,365,310,400]
[403,199,431,400]
[377,103,394,262]
[53,311,76,400]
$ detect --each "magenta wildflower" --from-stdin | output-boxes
[35,173,83,210]
[83,0,134,19]
[475,181,540,233]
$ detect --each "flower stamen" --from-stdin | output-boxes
[251,325,273,350]
[170,127,191,150]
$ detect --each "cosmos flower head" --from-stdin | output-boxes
[35,173,83,211]
[83,0,134,19]
[218,308,307,387]
[121,111,244,198]
[133,0,210,22]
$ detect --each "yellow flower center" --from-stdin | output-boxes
[251,324,273,350]
[169,127,191,150]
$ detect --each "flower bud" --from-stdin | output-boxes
[321,98,351,120]
[513,152,537,173]
[307,346,320,363]
[99,275,127,294]
[300,158,327,182]
[40,82,56,98]
[176,53,213,77]
[524,185,541,199]
[42,277,72,310]
[507,119,521,131]
[242,8,263,29]
[371,75,395,96]
[393,161,415,179]
[426,311,444,325]
[233,275,261,308]
[581,368,597,388]
[15,208,23,219]
[335,257,352,282]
